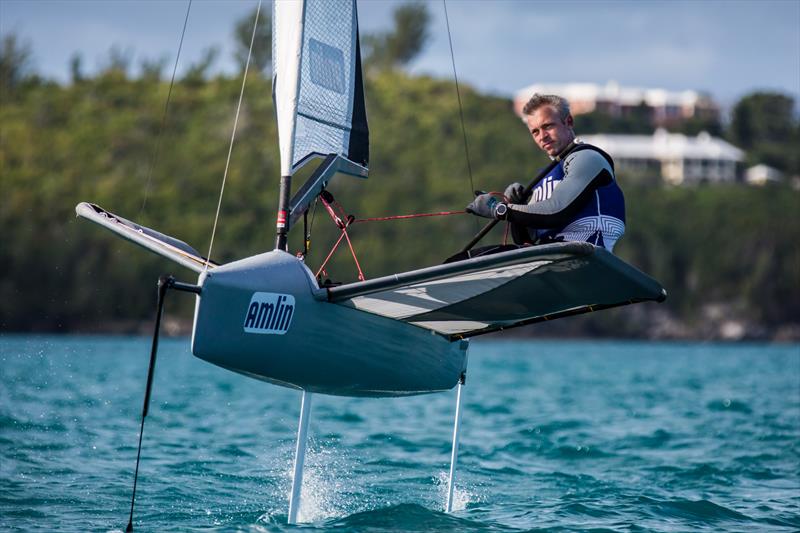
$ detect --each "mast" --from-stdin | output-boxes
[273,0,306,250]
[272,0,369,251]
[276,175,292,250]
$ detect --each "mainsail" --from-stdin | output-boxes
[272,0,369,175]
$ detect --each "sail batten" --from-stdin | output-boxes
[273,0,369,176]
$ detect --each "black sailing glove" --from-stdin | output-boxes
[466,193,506,219]
[504,182,528,204]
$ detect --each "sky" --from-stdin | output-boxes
[2,0,799,110]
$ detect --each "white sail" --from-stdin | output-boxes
[272,0,369,176]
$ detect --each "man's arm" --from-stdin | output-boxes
[505,149,613,228]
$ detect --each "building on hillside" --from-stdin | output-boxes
[745,164,784,185]
[514,81,720,127]
[581,129,744,185]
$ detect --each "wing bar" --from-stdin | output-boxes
[75,202,217,273]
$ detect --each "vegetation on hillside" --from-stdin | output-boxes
[1,5,798,339]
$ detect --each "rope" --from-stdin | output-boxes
[316,231,347,280]
[204,0,262,270]
[311,187,514,281]
[315,195,365,281]
[341,228,365,281]
[313,189,471,282]
[139,0,193,216]
[313,206,470,282]
[443,0,477,230]
[304,197,318,254]
[354,210,464,223]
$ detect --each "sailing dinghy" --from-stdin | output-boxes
[75,0,665,525]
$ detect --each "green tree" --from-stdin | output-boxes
[0,33,34,95]
[69,53,84,84]
[182,47,219,86]
[677,116,722,137]
[140,55,168,82]
[233,7,272,73]
[573,108,654,135]
[628,101,652,131]
[101,45,133,78]
[364,2,430,70]
[728,92,798,173]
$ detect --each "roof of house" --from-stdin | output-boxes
[581,129,744,161]
[516,81,714,108]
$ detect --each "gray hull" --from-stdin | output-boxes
[191,250,468,397]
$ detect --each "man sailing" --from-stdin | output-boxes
[466,94,625,252]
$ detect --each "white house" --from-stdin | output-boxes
[745,164,784,185]
[581,129,744,185]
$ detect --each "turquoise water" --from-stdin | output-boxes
[1,336,798,532]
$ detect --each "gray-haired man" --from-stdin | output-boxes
[467,94,625,251]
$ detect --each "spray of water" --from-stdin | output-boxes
[257,433,480,524]
[295,445,349,522]
[435,471,475,512]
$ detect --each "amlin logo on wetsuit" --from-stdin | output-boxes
[243,292,295,334]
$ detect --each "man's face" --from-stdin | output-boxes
[525,105,575,157]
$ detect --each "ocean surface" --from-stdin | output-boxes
[1,336,798,532]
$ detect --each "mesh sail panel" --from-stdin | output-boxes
[273,0,368,175]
